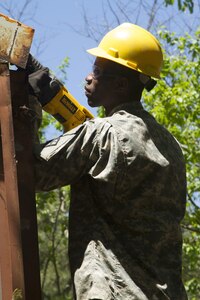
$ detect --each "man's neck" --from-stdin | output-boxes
[104,97,141,116]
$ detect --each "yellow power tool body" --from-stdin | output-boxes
[43,83,94,132]
[27,54,94,132]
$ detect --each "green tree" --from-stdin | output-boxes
[36,57,73,299]
[36,187,72,300]
[164,0,194,13]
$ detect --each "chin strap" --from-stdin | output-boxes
[139,73,157,92]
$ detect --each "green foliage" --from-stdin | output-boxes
[57,57,70,84]
[37,187,73,299]
[164,0,194,13]
[182,217,200,299]
[144,28,200,199]
[37,57,73,299]
[97,106,106,118]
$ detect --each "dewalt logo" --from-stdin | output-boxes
[60,95,78,114]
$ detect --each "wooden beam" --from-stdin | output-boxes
[0,63,25,299]
[10,70,42,300]
[0,65,42,299]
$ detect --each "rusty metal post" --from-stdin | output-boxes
[0,63,25,299]
[10,69,42,300]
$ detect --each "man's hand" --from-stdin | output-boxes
[27,54,61,106]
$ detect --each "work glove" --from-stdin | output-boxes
[27,54,61,106]
[17,55,45,145]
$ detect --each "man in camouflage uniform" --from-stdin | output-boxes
[33,24,187,299]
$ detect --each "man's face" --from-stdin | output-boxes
[84,58,117,108]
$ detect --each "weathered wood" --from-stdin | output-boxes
[0,63,25,299]
[0,65,42,299]
[10,70,42,300]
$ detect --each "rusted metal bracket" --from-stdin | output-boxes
[0,13,34,68]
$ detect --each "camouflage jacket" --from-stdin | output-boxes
[35,102,187,300]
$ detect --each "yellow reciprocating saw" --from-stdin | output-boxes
[27,54,94,132]
[43,83,94,132]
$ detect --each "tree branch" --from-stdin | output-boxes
[146,0,158,31]
[107,0,121,25]
[188,193,200,209]
[181,224,200,233]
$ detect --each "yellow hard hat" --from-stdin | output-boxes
[87,23,163,79]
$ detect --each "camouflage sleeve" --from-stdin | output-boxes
[34,120,102,191]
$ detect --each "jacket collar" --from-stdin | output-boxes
[108,101,144,116]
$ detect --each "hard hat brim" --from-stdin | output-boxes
[87,47,135,70]
[87,47,160,79]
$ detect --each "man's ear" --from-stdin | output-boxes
[114,77,129,93]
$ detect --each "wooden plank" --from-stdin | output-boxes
[10,70,42,300]
[0,63,25,298]
[0,138,13,300]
